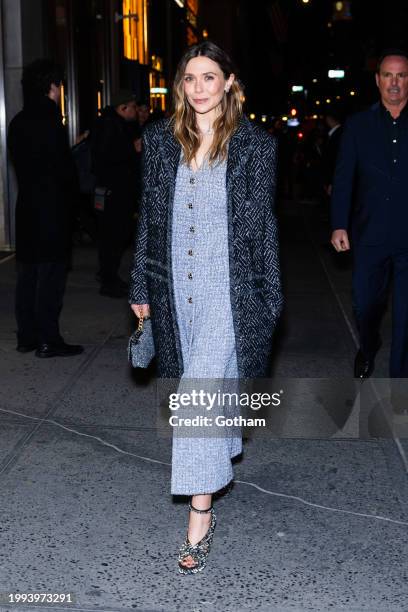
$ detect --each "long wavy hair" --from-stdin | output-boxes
[171,41,244,166]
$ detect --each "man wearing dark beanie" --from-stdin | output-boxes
[91,90,140,298]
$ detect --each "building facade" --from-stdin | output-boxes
[0,0,204,250]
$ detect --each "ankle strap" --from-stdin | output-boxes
[189,501,213,514]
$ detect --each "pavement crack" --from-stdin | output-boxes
[1,406,408,528]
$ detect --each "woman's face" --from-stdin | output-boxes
[183,56,234,115]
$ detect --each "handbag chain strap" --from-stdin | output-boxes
[137,315,144,333]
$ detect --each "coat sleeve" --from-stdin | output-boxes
[252,133,283,326]
[128,126,156,304]
[330,117,357,231]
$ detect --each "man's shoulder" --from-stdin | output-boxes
[345,103,380,130]
[143,117,171,137]
[8,112,21,133]
[239,117,277,155]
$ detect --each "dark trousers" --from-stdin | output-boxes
[352,243,408,377]
[15,261,67,345]
[97,195,134,286]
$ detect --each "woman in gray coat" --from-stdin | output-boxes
[130,41,282,574]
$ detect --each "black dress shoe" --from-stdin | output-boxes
[35,342,84,358]
[16,343,37,353]
[354,349,374,379]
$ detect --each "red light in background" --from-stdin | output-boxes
[297,132,304,139]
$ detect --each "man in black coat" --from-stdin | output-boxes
[331,49,408,390]
[8,59,83,358]
[91,91,140,298]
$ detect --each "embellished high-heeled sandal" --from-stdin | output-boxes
[178,502,217,575]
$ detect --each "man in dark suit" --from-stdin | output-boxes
[8,59,83,358]
[331,49,408,392]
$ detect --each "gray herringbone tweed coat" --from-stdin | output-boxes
[129,115,283,378]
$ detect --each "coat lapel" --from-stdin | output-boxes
[227,116,254,191]
[158,121,181,183]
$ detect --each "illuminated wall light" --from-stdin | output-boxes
[202,29,208,38]
[60,83,66,122]
[150,87,168,94]
[312,114,318,119]
[174,0,184,6]
[290,108,297,116]
[335,1,343,10]
[249,113,256,120]
[261,115,267,123]
[301,0,310,4]
[97,91,102,113]
[336,95,341,100]
[297,132,304,139]
[282,115,288,121]
[312,78,318,83]
[315,100,320,105]
[326,98,331,103]
[292,85,304,92]
[350,90,356,96]
[122,0,148,64]
[327,22,332,28]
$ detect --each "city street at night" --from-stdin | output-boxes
[2,1,408,610]
[1,202,407,612]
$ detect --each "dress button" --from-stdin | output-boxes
[188,296,192,303]
[188,272,193,279]
[189,226,195,233]
[190,177,195,184]
[188,249,193,256]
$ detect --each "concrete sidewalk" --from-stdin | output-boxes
[1,209,408,612]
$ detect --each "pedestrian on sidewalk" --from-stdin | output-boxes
[91,90,140,298]
[323,107,343,197]
[331,49,408,411]
[129,41,283,574]
[8,59,83,358]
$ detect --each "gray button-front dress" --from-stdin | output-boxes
[170,156,242,495]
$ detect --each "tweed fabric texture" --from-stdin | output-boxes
[129,115,283,378]
[170,157,242,494]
